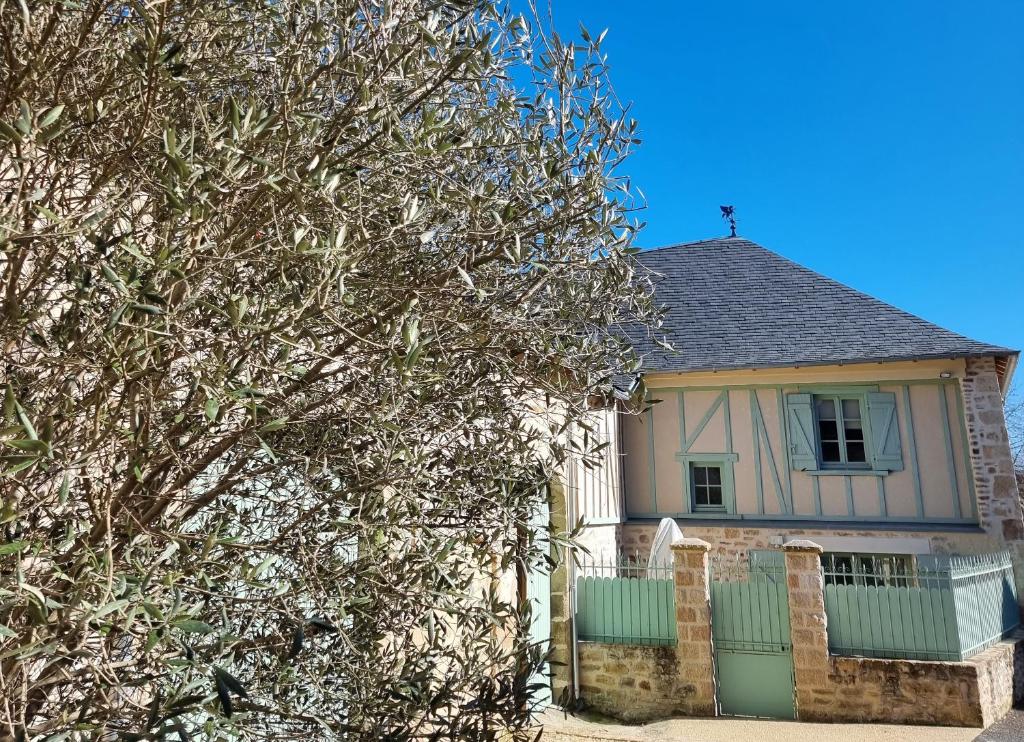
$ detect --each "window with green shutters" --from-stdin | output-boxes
[785,389,903,473]
[815,396,867,467]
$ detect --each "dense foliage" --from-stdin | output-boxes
[0,0,652,738]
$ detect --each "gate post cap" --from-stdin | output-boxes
[670,537,711,552]
[782,539,823,553]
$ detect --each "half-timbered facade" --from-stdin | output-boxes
[546,237,1024,717]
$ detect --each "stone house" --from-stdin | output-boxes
[540,236,1024,727]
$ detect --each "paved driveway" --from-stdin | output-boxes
[538,710,980,742]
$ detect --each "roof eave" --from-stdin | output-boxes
[998,352,1019,396]
[639,350,1020,378]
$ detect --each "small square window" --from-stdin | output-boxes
[690,464,724,510]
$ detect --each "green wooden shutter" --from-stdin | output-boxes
[867,391,903,471]
[785,393,818,471]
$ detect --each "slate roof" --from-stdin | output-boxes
[627,236,1016,374]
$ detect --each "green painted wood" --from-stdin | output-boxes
[712,561,795,719]
[807,469,891,476]
[683,390,726,451]
[902,385,926,519]
[676,391,689,514]
[812,476,822,516]
[675,452,739,462]
[783,392,818,471]
[751,390,764,515]
[724,390,733,453]
[776,388,794,512]
[938,383,962,520]
[624,511,979,525]
[716,650,796,719]
[824,583,961,660]
[818,557,1020,662]
[677,390,686,452]
[751,391,789,514]
[844,476,855,516]
[575,576,676,646]
[867,391,903,471]
[876,476,887,517]
[646,402,658,514]
[527,500,552,705]
[796,384,881,395]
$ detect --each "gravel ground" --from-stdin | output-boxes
[537,709,981,742]
[974,709,1024,741]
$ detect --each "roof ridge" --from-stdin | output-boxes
[640,236,753,253]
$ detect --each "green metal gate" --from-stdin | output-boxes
[710,552,795,719]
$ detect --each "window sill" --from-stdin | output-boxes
[804,469,889,477]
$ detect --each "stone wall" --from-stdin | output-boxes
[576,643,698,722]
[620,522,1002,567]
[783,539,1021,728]
[962,356,1024,595]
[574,538,716,722]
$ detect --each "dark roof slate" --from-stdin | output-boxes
[627,237,1015,374]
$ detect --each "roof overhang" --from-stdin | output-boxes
[995,353,1019,396]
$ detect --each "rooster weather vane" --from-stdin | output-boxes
[720,205,737,237]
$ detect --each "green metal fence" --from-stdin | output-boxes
[710,555,791,655]
[822,551,1019,661]
[574,557,676,646]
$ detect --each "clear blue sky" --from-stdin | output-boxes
[532,1,1024,352]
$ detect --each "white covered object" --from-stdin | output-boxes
[647,517,684,572]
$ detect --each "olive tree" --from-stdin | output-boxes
[0,0,652,738]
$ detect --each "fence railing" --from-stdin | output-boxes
[574,556,676,646]
[710,555,791,654]
[823,551,1019,661]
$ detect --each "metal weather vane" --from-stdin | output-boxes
[720,205,737,237]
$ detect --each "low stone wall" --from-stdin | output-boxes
[793,637,1022,727]
[574,538,716,722]
[576,643,693,722]
[784,540,1021,728]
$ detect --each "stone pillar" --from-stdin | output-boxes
[547,474,574,705]
[670,537,717,716]
[783,539,831,721]
[961,357,1024,597]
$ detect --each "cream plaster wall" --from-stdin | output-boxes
[623,360,976,524]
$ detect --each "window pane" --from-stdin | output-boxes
[844,419,864,442]
[818,420,838,441]
[707,467,722,486]
[816,398,836,419]
[707,485,723,505]
[846,441,866,462]
[695,485,708,505]
[821,441,841,462]
[693,466,707,486]
[842,398,861,421]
